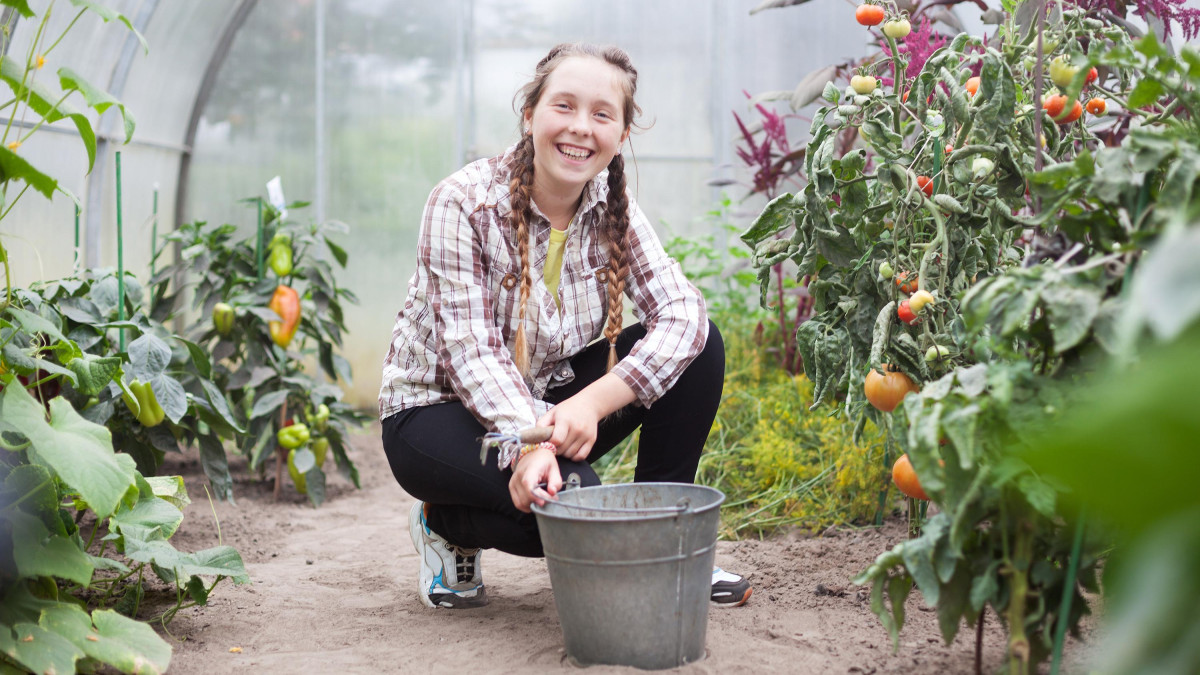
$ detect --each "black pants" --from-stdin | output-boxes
[381,320,724,557]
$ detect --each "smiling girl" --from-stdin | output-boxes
[379,43,750,610]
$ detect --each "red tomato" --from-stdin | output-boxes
[897,300,917,324]
[1061,99,1083,124]
[855,4,885,26]
[1085,67,1098,84]
[916,175,933,197]
[1043,94,1065,119]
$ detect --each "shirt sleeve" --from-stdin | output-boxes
[608,197,709,408]
[421,181,540,436]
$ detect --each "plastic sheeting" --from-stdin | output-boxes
[4,0,901,407]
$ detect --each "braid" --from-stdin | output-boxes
[602,154,631,372]
[507,135,537,378]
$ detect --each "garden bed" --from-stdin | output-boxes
[158,421,1093,674]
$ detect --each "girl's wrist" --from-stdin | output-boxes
[511,441,555,469]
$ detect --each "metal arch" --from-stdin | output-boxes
[174,0,259,234]
[83,0,161,268]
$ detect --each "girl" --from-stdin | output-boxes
[379,43,750,609]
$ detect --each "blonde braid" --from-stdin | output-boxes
[507,135,537,378]
[602,154,631,372]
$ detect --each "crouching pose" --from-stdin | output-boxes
[379,42,751,609]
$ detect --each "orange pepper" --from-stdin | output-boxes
[268,285,300,348]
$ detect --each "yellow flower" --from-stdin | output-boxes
[6,141,19,151]
[36,55,45,69]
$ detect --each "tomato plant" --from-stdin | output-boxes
[742,0,1200,669]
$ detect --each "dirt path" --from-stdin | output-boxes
[158,422,1090,674]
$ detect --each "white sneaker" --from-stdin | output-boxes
[711,567,752,607]
[408,502,489,608]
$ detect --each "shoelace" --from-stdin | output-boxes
[449,545,479,583]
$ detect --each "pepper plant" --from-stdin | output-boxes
[741,0,1200,671]
[159,201,368,507]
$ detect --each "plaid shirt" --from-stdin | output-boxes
[378,144,708,437]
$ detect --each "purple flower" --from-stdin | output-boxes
[880,17,949,86]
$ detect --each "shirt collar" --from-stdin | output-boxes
[490,142,610,222]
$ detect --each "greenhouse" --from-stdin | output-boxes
[1,0,1198,673]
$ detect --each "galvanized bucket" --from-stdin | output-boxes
[531,482,725,670]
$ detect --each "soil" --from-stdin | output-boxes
[158,421,1093,674]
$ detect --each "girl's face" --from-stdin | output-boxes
[525,56,631,204]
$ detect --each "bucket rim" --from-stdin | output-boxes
[531,482,725,523]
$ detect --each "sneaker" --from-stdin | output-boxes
[711,567,752,607]
[409,502,489,609]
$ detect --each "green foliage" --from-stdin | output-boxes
[1,327,249,675]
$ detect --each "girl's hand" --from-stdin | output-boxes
[509,445,561,513]
[538,397,600,462]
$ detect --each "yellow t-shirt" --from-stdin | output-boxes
[544,225,569,310]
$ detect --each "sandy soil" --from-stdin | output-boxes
[156,421,1093,674]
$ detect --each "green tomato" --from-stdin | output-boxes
[879,261,894,279]
[925,345,950,362]
[850,75,877,95]
[1048,56,1079,89]
[882,18,911,39]
[971,157,995,179]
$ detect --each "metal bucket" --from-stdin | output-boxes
[531,482,725,670]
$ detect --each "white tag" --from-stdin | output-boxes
[266,176,288,220]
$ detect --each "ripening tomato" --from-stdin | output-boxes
[916,175,933,197]
[909,289,936,312]
[1086,97,1106,116]
[892,454,929,500]
[855,3,885,26]
[851,75,878,95]
[864,365,919,413]
[897,300,918,324]
[894,271,918,294]
[965,76,980,96]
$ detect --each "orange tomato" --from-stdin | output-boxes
[1086,97,1106,116]
[892,454,929,500]
[864,365,919,413]
[894,271,918,294]
[965,76,980,96]
[855,4,885,26]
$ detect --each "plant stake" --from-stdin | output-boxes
[116,150,125,352]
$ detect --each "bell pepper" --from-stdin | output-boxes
[287,448,307,495]
[268,244,293,277]
[277,422,310,450]
[267,284,300,348]
[311,436,329,467]
[212,302,235,337]
[310,403,330,433]
[122,379,166,427]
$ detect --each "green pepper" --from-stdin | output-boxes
[269,231,291,249]
[122,379,166,427]
[268,244,293,277]
[287,448,307,495]
[212,302,235,337]
[277,422,310,450]
[311,404,330,433]
[311,436,329,467]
